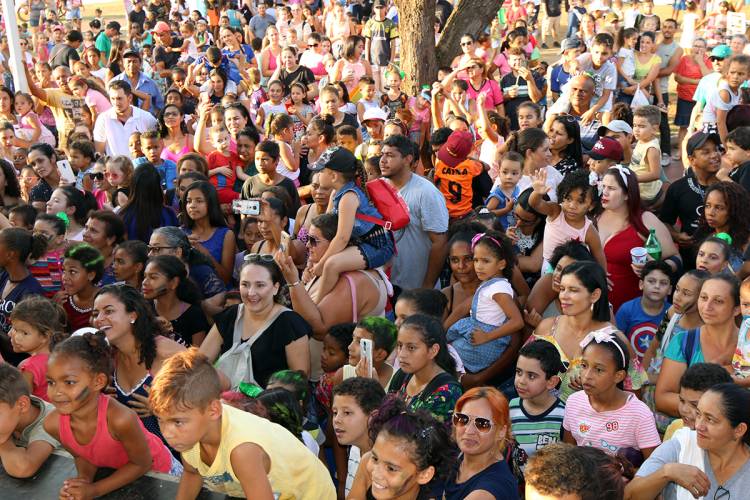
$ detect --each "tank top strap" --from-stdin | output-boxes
[343,272,358,321]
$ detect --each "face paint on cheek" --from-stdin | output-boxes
[75,386,90,401]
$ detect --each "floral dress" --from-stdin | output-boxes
[389,370,463,423]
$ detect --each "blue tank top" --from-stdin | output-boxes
[184,226,230,265]
[113,371,164,443]
[332,182,382,239]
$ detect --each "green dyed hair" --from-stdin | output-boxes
[64,243,106,283]
[357,316,397,354]
[267,369,309,404]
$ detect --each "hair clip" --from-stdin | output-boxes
[55,211,70,229]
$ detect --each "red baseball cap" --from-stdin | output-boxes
[153,21,171,34]
[589,136,624,162]
[437,130,474,168]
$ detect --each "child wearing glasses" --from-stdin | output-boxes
[510,340,566,464]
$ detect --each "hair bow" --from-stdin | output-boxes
[579,326,626,367]
[610,165,630,188]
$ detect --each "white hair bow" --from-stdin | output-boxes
[579,326,626,367]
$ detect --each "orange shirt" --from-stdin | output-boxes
[434,158,482,218]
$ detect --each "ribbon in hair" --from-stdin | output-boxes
[579,326,626,367]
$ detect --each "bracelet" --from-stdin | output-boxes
[288,280,302,288]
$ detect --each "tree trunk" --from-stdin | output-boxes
[394,0,439,95]
[435,0,502,67]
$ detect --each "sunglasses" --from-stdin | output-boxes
[308,43,319,47]
[452,412,494,432]
[710,56,725,62]
[243,253,275,263]
[88,172,104,180]
[306,236,323,247]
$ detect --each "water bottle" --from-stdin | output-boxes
[645,229,662,261]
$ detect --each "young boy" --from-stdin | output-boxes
[615,260,672,362]
[362,0,399,92]
[149,348,336,499]
[135,130,177,190]
[732,277,750,386]
[0,364,59,478]
[332,377,386,498]
[207,127,242,204]
[345,317,397,388]
[7,205,37,230]
[630,105,663,206]
[663,362,732,440]
[723,126,750,193]
[575,33,617,122]
[511,340,566,462]
[588,136,625,180]
[336,125,359,154]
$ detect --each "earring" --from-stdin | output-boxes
[130,319,135,324]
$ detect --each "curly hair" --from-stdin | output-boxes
[368,395,458,483]
[65,243,105,283]
[96,284,167,370]
[697,181,750,251]
[51,332,112,381]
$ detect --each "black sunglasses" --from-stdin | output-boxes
[243,253,275,263]
[306,236,323,248]
[710,56,726,62]
[88,172,104,180]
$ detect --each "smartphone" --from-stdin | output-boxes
[232,199,261,216]
[57,159,76,184]
[360,338,374,378]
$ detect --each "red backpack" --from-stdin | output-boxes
[356,178,411,231]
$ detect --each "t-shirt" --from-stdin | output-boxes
[153,37,183,72]
[242,175,301,215]
[128,8,146,25]
[730,161,750,195]
[509,397,565,463]
[465,79,504,110]
[19,353,50,401]
[362,18,398,67]
[42,89,85,149]
[693,72,722,106]
[171,303,210,346]
[207,150,242,201]
[476,278,514,325]
[277,66,316,95]
[635,435,750,500]
[14,396,59,449]
[675,55,710,102]
[563,391,661,454]
[49,43,80,69]
[441,459,518,499]
[549,63,572,95]
[95,32,111,61]
[660,170,709,236]
[664,328,704,366]
[214,306,312,388]
[500,71,546,130]
[390,174,449,290]
[575,54,617,112]
[615,298,671,361]
[249,13,276,39]
[434,158,484,218]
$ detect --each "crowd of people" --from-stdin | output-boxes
[0,0,750,498]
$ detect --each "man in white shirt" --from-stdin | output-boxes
[93,80,158,156]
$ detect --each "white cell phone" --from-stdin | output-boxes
[360,338,374,378]
[57,159,76,184]
[232,199,261,216]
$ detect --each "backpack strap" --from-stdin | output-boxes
[681,328,700,365]
[356,212,391,230]
[421,372,459,400]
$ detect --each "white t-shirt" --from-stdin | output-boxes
[517,166,564,203]
[617,47,635,79]
[702,81,740,126]
[576,54,617,112]
[345,445,361,497]
[476,278,514,326]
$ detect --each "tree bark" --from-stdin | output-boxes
[394,0,439,95]
[435,0,502,67]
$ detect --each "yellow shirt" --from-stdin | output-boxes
[663,418,684,441]
[182,404,336,499]
[42,88,85,149]
[629,137,662,201]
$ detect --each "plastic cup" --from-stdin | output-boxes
[631,247,648,264]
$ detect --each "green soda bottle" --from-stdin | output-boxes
[645,229,662,261]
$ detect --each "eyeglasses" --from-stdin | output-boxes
[306,236,323,248]
[714,487,730,500]
[243,253,275,263]
[452,412,494,433]
[710,56,725,62]
[514,211,538,225]
[148,245,177,254]
[88,172,104,180]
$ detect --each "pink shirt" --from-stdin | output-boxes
[464,78,504,110]
[563,391,661,454]
[85,88,112,114]
[19,353,49,401]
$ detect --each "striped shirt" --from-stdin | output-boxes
[509,397,565,465]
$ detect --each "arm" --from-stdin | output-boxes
[654,357,687,416]
[175,461,205,500]
[658,48,683,80]
[635,147,662,183]
[23,64,48,102]
[316,192,358,267]
[521,68,544,103]
[717,106,730,143]
[0,438,54,479]
[585,225,608,272]
[198,324,224,362]
[422,232,447,288]
[284,336,310,377]
[279,141,300,172]
[478,293,524,342]
[517,241,543,275]
[641,212,681,272]
[230,443,275,500]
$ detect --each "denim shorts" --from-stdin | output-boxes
[65,7,81,19]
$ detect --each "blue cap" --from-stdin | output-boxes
[711,45,732,59]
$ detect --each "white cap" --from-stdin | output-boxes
[362,107,388,123]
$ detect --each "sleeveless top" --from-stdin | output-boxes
[113,368,166,446]
[332,181,381,239]
[58,393,172,472]
[183,226,230,266]
[542,213,592,261]
[181,404,336,499]
[161,135,192,164]
[604,224,643,312]
[341,60,366,93]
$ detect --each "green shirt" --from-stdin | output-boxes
[95,32,111,61]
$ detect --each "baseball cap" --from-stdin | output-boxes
[122,49,141,59]
[560,37,583,54]
[373,0,387,7]
[310,147,358,173]
[361,107,388,123]
[686,131,721,156]
[589,137,624,162]
[153,21,171,34]
[437,130,474,168]
[597,119,633,137]
[711,44,732,60]
[52,25,64,32]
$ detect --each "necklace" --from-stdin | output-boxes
[69,295,93,314]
